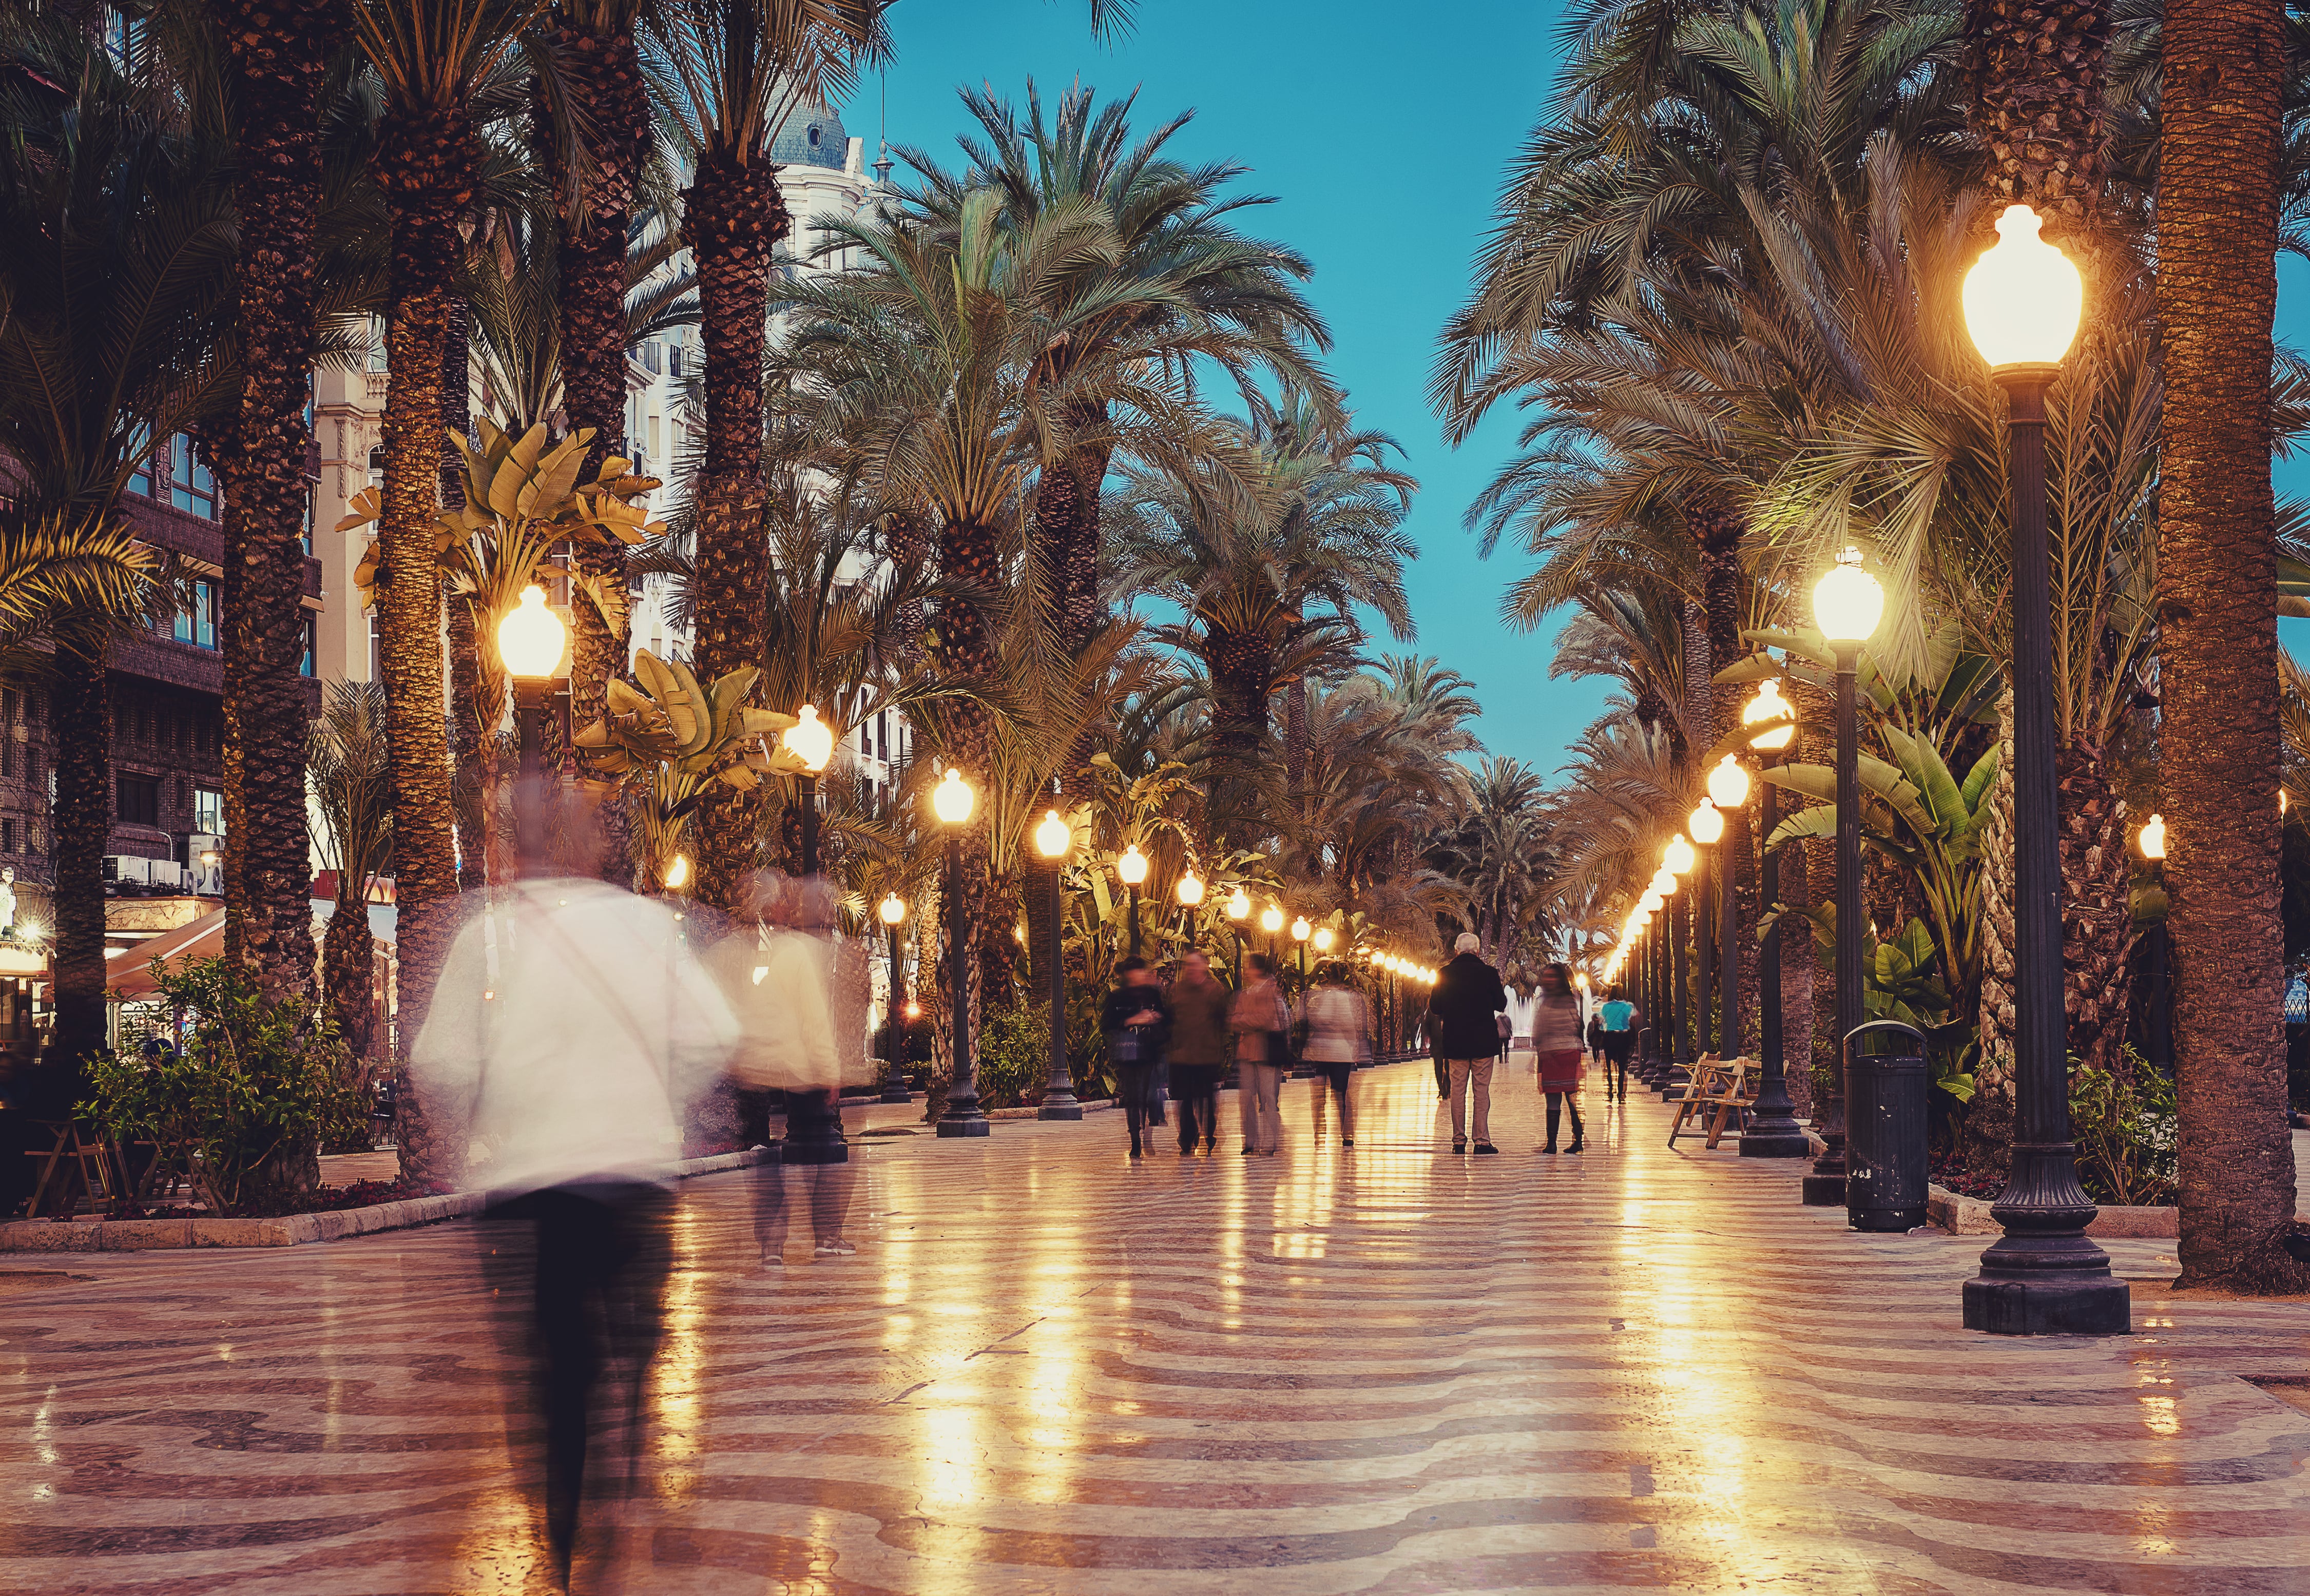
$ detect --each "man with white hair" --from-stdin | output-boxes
[1428,931,1509,1154]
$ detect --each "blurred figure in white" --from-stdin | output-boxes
[413,802,737,1594]
[707,870,855,1264]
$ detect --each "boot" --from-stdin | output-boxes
[1545,1101,1561,1152]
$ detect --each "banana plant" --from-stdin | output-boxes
[572,651,806,890]
[1763,904,1975,1104]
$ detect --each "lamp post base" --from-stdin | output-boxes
[1961,1142,2130,1334]
[1037,1087,1082,1121]
[936,1116,992,1138]
[1739,1118,1811,1158]
[879,1067,913,1105]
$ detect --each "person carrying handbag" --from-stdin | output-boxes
[1229,953,1289,1154]
[1533,961,1587,1154]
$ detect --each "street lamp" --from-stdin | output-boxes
[2138,814,2171,1073]
[932,768,989,1137]
[1033,809,1081,1120]
[1261,901,1284,964]
[495,584,567,868]
[1809,544,1883,1209]
[1227,885,1252,987]
[782,704,836,874]
[1958,204,2125,1335]
[877,892,912,1102]
[1688,797,1724,1058]
[1117,843,1149,956]
[1740,678,1810,1158]
[1706,754,1752,1058]
[1176,869,1205,950]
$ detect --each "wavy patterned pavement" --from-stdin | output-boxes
[6,1060,2310,1594]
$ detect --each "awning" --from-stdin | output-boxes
[107,907,226,1001]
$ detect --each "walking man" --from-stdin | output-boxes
[1167,949,1231,1155]
[1599,982,1639,1103]
[1101,957,1171,1159]
[1428,931,1508,1154]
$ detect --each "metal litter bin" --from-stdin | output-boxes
[1843,1019,1929,1233]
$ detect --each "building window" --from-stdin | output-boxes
[301,614,317,677]
[129,434,218,520]
[641,341,663,375]
[669,345,683,380]
[174,579,218,650]
[367,316,389,373]
[118,773,159,827]
[2,819,13,854]
[194,787,223,836]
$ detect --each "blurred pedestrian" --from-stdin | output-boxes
[1534,962,1587,1153]
[1428,932,1508,1154]
[1167,949,1230,1155]
[1297,960,1372,1147]
[1231,952,1289,1154]
[413,851,736,1592]
[1599,982,1639,1103]
[1102,956,1171,1158]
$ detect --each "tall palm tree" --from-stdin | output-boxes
[308,682,394,1059]
[0,19,233,1078]
[643,0,885,910]
[2161,0,2309,1291]
[1963,0,2108,233]
[349,0,541,1185]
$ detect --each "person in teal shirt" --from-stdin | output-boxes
[1598,986,1639,1103]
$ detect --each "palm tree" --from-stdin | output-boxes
[2160,0,2309,1291]
[349,0,541,1185]
[0,20,233,1078]
[1963,0,2108,233]
[308,683,394,1060]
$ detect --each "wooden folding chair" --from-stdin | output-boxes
[1702,1059,1759,1149]
[23,1120,122,1218]
[1666,1056,1727,1146]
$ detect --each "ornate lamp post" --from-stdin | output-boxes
[1261,901,1284,966]
[2138,814,2171,1072]
[1033,809,1081,1120]
[1117,843,1149,956]
[782,704,836,873]
[878,892,913,1102]
[1686,799,1724,1055]
[495,585,567,866]
[1739,679,1810,1156]
[1957,205,2126,1334]
[1707,753,1753,1054]
[1808,545,1883,1203]
[932,767,990,1138]
[1176,869,1205,949]
[1226,885,1252,987]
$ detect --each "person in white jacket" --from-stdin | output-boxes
[412,867,738,1592]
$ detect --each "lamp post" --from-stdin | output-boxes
[1118,843,1148,956]
[495,584,567,867]
[1659,841,1693,1080]
[1687,799,1723,1055]
[1034,809,1081,1120]
[2139,814,2171,1072]
[1226,885,1251,988]
[1261,902,1284,966]
[1958,204,2127,1334]
[1177,870,1205,949]
[878,892,913,1102]
[1707,753,1753,1055]
[932,768,990,1137]
[1739,678,1810,1157]
[782,704,836,873]
[1808,545,1883,1205]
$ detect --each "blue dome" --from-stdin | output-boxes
[770,102,849,170]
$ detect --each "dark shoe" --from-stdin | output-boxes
[1342,1138,1354,1148]
[1543,1143,1557,1154]
[1474,1143,1499,1155]
[1241,1143,1255,1155]
[1452,1139,1467,1154]
[1567,1138,1584,1154]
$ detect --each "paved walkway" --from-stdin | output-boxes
[5,1061,2308,1594]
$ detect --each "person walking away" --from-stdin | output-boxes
[1599,982,1639,1103]
[1297,960,1373,1146]
[1429,932,1509,1154]
[1230,953,1290,1154]
[1167,949,1231,1155]
[412,833,737,1591]
[1101,957,1171,1158]
[1534,962,1587,1153]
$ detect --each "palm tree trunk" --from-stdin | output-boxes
[1969,686,2019,1184]
[2058,735,2132,1078]
[210,0,329,1004]
[935,511,1004,1056]
[373,104,479,1192]
[1207,635,1269,849]
[1695,505,1759,1044]
[1031,421,1109,658]
[1963,0,2109,233]
[440,295,491,892]
[49,640,110,1080]
[682,146,785,912]
[324,884,377,1060]
[2161,0,2308,1291]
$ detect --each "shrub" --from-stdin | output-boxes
[78,957,364,1214]
[2070,1051,2178,1207]
[976,1004,1051,1110]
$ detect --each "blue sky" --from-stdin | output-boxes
[874,0,1602,774]
[875,1,2310,775]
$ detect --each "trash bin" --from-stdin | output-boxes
[1843,1019,1929,1234]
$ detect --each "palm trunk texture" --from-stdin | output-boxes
[1962,0,2109,234]
[49,641,110,1080]
[440,295,490,892]
[682,147,785,912]
[324,882,378,1061]
[210,0,329,1003]
[936,512,1003,1064]
[1969,686,2019,1185]
[1696,505,1758,1043]
[2058,735,2133,1078]
[2160,0,2308,1291]
[373,104,478,1192]
[1208,635,1268,849]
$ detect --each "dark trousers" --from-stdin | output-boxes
[1117,1062,1163,1143]
[1603,1034,1635,1098]
[1170,1063,1223,1149]
[479,1181,672,1584]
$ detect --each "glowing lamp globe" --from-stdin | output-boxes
[1813,547,1884,646]
[1574,971,1589,990]
[1291,916,1311,943]
[1962,204,2083,370]
[782,703,836,773]
[1707,755,1751,810]
[2138,812,2166,862]
[663,853,690,890]
[1034,809,1071,860]
[1177,871,1205,907]
[1117,843,1149,886]
[931,767,976,826]
[1227,886,1252,921]
[1639,890,1663,914]
[1312,926,1336,952]
[1649,868,1676,898]
[496,585,566,679]
[1688,800,1725,847]
[1260,903,1285,935]
[878,891,907,926]
[1664,834,1697,876]
[1744,678,1797,752]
